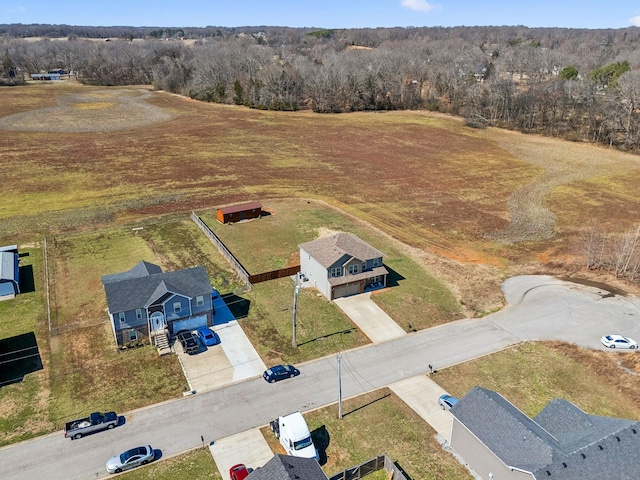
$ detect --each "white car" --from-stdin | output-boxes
[600,334,638,349]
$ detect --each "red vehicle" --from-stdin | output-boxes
[229,463,250,480]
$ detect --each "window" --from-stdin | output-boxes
[196,295,204,307]
[372,257,381,267]
[348,264,359,275]
[330,267,342,277]
[129,330,138,341]
[118,312,126,323]
[136,308,142,320]
[174,302,181,313]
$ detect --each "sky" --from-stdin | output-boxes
[2,0,640,30]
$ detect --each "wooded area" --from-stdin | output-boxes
[2,23,640,151]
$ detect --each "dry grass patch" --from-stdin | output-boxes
[435,341,640,421]
[3,82,637,308]
[0,87,176,132]
[261,390,473,480]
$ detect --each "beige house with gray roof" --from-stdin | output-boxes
[299,233,388,300]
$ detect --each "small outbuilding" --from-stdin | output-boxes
[30,73,61,81]
[216,202,263,224]
[0,245,20,300]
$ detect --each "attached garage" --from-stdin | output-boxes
[332,282,361,299]
[170,315,208,335]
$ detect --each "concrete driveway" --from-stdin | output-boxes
[175,321,266,394]
[334,292,406,343]
[388,375,454,442]
[209,428,273,477]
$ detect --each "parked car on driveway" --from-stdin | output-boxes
[263,364,300,383]
[438,394,459,411]
[177,330,199,354]
[229,463,250,480]
[600,334,638,349]
[105,445,154,474]
[196,326,221,346]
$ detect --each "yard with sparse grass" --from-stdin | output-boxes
[116,447,221,480]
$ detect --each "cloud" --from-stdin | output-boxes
[401,0,440,13]
[630,15,640,27]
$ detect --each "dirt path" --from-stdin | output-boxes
[485,131,640,242]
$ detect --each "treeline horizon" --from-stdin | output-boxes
[2,23,640,152]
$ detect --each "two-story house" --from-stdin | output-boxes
[101,261,214,347]
[299,232,388,300]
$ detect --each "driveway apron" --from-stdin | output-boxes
[334,292,406,343]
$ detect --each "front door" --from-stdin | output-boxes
[150,311,166,334]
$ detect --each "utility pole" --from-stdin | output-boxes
[337,352,343,419]
[292,284,300,347]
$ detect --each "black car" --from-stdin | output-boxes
[263,364,300,383]
[176,331,199,354]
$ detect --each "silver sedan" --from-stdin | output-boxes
[106,445,154,474]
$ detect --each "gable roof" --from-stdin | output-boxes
[101,261,211,313]
[299,233,384,268]
[451,387,640,479]
[248,454,328,480]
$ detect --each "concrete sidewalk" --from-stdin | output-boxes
[334,292,406,343]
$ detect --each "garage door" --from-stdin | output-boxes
[332,282,361,299]
[171,315,208,335]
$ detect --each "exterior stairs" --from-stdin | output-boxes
[154,330,171,356]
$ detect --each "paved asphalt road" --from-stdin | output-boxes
[2,275,639,480]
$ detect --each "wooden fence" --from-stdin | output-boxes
[249,265,300,284]
[191,212,252,288]
[329,454,410,480]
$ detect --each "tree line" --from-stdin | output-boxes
[2,24,640,151]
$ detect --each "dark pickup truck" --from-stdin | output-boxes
[177,331,199,354]
[65,411,118,439]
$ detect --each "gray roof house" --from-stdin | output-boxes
[299,233,388,300]
[248,454,328,480]
[101,261,214,347]
[0,245,20,301]
[449,386,640,480]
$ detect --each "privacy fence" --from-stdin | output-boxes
[329,454,410,480]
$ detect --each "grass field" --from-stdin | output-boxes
[2,81,640,471]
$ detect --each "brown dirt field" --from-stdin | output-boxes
[2,81,640,308]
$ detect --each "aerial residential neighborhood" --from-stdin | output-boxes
[3,3,640,479]
[2,200,640,480]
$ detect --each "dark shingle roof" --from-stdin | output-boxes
[451,387,640,479]
[299,233,384,268]
[248,454,327,480]
[101,261,211,313]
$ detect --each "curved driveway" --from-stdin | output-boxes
[2,275,639,480]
